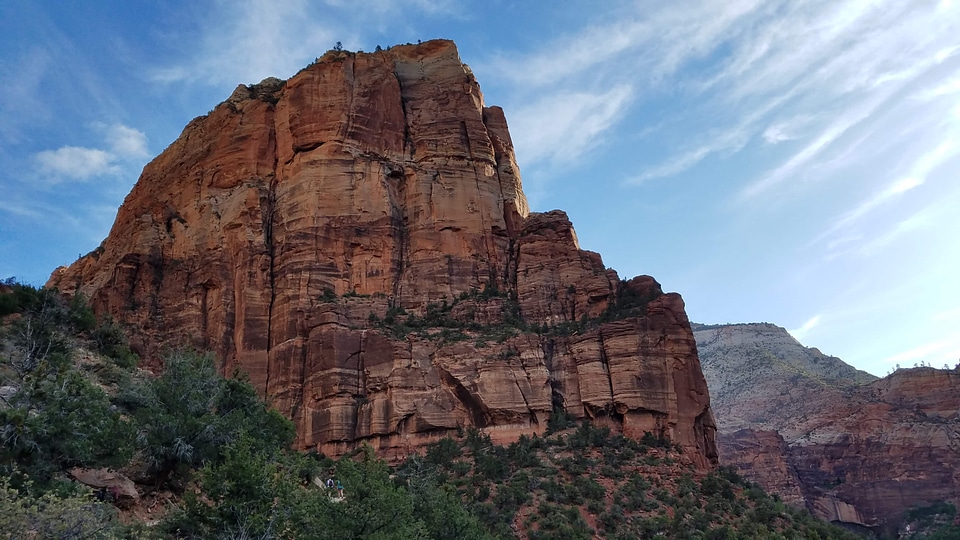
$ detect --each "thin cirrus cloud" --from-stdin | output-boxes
[149,0,337,86]
[489,1,765,89]
[912,74,960,101]
[509,85,633,168]
[814,137,958,255]
[493,1,769,180]
[538,1,957,192]
[735,3,959,198]
[762,115,818,145]
[631,94,791,184]
[560,0,960,195]
[788,314,822,342]
[882,334,960,367]
[856,203,941,257]
[34,123,149,182]
[148,0,462,88]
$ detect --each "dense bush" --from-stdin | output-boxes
[0,369,136,491]
[169,442,492,539]
[0,284,137,493]
[0,477,128,539]
[126,349,295,487]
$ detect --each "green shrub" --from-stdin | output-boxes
[426,437,462,467]
[573,475,605,501]
[528,502,593,540]
[0,369,135,491]
[546,403,575,434]
[320,288,337,302]
[127,349,294,487]
[92,315,138,368]
[0,477,127,539]
[0,292,18,316]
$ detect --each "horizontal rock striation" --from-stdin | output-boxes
[49,40,716,468]
[697,323,960,535]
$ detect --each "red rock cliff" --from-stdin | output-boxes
[49,40,717,468]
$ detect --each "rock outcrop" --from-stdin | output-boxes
[69,468,139,507]
[49,40,717,468]
[716,429,805,508]
[697,323,960,535]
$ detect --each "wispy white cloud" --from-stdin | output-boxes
[913,75,960,101]
[762,115,818,145]
[630,130,747,184]
[734,2,959,197]
[491,1,766,89]
[150,0,337,86]
[494,3,765,183]
[33,123,149,182]
[823,175,922,238]
[104,123,150,159]
[0,198,44,219]
[511,85,633,167]
[788,314,822,342]
[857,204,938,256]
[631,95,788,183]
[327,0,461,16]
[494,1,960,198]
[149,0,461,87]
[36,146,119,180]
[0,47,53,144]
[882,335,960,367]
[741,92,893,199]
[814,137,958,255]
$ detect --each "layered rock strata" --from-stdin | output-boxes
[49,40,717,468]
[697,323,960,535]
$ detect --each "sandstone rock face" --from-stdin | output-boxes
[49,40,716,469]
[716,429,805,508]
[697,323,960,535]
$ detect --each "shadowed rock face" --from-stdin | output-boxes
[49,40,717,468]
[697,323,960,535]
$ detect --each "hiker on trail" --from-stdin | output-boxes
[336,479,344,498]
[326,478,334,490]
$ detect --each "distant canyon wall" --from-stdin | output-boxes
[697,323,960,535]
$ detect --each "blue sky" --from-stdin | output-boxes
[2,1,959,376]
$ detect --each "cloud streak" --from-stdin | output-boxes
[883,335,960,367]
[510,85,633,168]
[149,0,462,87]
[788,314,822,342]
[813,136,958,256]
[493,1,960,197]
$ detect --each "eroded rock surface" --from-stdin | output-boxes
[49,40,716,468]
[697,323,960,535]
[716,429,805,508]
[69,468,139,507]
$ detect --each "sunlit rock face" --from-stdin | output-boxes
[50,40,717,469]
